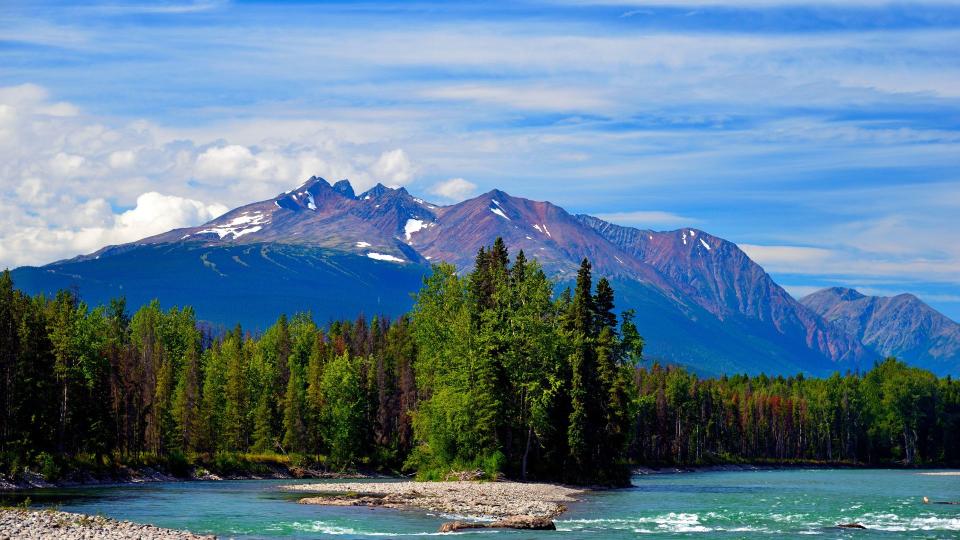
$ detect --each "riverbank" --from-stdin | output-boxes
[630,461,949,475]
[285,480,585,520]
[0,508,215,539]
[0,454,375,491]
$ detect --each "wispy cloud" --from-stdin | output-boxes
[430,178,477,201]
[593,211,698,228]
[0,0,958,316]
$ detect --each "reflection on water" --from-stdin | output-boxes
[4,470,959,539]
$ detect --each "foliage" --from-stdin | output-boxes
[1,248,958,487]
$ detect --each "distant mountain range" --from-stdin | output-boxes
[11,177,958,375]
[801,287,960,375]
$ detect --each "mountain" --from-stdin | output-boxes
[801,287,960,375]
[12,177,874,375]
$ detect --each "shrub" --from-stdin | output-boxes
[36,452,59,481]
[167,451,191,478]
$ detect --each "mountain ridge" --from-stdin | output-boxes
[11,176,891,375]
[801,287,960,375]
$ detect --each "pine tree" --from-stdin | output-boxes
[566,259,596,481]
[282,357,308,453]
[321,352,364,469]
[0,271,18,452]
[172,342,201,452]
[305,331,327,453]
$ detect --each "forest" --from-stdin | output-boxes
[1,240,958,487]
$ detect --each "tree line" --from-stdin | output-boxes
[631,360,960,466]
[1,240,957,486]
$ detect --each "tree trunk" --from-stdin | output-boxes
[521,425,533,481]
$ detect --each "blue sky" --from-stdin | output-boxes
[1,0,958,318]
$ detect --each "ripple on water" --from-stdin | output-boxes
[854,513,960,532]
[284,520,480,536]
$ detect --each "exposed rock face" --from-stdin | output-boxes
[577,216,870,372]
[801,287,960,374]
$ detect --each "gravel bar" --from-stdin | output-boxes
[284,480,586,519]
[0,508,215,540]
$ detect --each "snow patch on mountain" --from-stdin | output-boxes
[405,218,426,240]
[197,212,270,240]
[367,252,405,263]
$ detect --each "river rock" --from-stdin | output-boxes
[288,480,583,519]
[438,520,489,532]
[439,515,556,532]
[0,508,215,539]
[491,515,557,530]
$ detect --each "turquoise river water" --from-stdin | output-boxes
[6,469,960,538]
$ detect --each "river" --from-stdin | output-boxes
[5,469,959,538]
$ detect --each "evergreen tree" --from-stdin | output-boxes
[172,342,201,453]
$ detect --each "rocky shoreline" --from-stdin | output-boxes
[0,508,215,540]
[0,465,372,491]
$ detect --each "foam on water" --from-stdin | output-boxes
[854,512,960,531]
[286,520,467,536]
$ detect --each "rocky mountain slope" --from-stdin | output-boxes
[13,177,879,375]
[801,287,960,374]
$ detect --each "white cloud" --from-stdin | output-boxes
[108,149,136,169]
[421,84,611,112]
[430,177,477,201]
[0,192,227,268]
[115,192,227,237]
[195,144,259,179]
[739,244,834,267]
[594,210,698,228]
[0,84,422,268]
[739,243,960,284]
[370,149,415,186]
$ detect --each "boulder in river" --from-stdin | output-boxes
[438,520,489,533]
[439,515,557,532]
[492,515,557,529]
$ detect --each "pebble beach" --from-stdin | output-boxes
[0,509,215,540]
[285,480,586,519]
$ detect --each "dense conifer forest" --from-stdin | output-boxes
[1,240,958,486]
